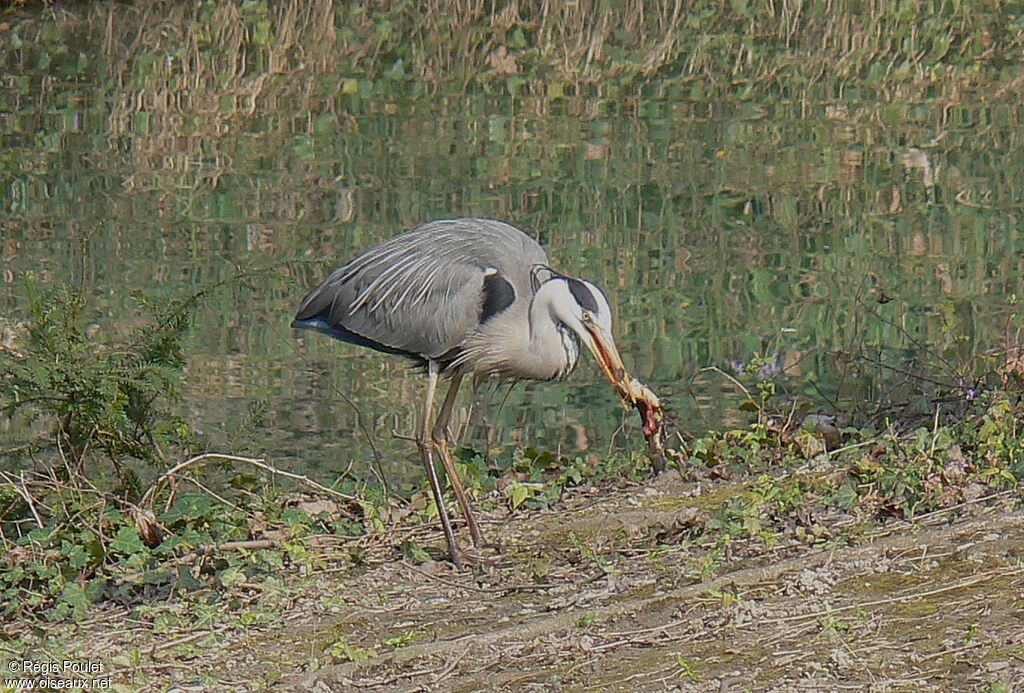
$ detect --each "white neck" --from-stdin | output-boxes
[524,284,580,381]
[456,280,581,381]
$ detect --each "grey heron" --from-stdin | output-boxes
[292,218,646,568]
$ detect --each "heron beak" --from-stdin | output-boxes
[582,324,635,410]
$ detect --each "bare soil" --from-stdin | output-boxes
[265,473,1024,691]
[33,472,1024,691]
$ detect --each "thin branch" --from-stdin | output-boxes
[116,539,284,586]
[140,453,358,509]
[700,366,760,411]
[314,367,390,495]
[0,470,45,528]
[178,474,244,511]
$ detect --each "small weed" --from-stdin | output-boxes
[575,611,598,630]
[707,586,741,610]
[675,655,698,680]
[506,480,543,511]
[383,631,416,649]
[401,540,431,564]
[694,543,725,581]
[530,557,553,583]
[1,275,195,475]
[818,615,853,636]
[984,683,1011,693]
[328,641,377,662]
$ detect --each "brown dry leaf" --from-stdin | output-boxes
[248,511,269,537]
[494,471,528,495]
[388,503,414,526]
[1002,347,1024,382]
[488,45,518,75]
[796,430,827,458]
[295,499,340,517]
[6,545,36,567]
[655,507,708,544]
[131,506,164,548]
[262,527,291,542]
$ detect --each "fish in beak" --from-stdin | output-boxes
[583,322,667,472]
[581,321,660,415]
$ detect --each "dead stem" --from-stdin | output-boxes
[140,452,359,510]
[0,470,45,529]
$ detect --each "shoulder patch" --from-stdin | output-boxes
[480,272,516,323]
[565,277,599,313]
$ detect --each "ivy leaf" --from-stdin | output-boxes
[509,483,530,511]
[109,527,145,555]
[219,566,247,589]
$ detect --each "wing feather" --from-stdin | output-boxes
[294,218,549,362]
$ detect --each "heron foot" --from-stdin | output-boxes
[453,543,501,568]
[467,522,487,549]
[448,546,468,571]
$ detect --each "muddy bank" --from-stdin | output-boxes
[270,473,1024,691]
[9,468,1022,691]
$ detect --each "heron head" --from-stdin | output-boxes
[544,276,632,406]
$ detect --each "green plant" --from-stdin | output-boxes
[675,655,698,680]
[0,275,195,481]
[506,480,542,511]
[328,640,376,662]
[575,611,597,630]
[383,631,416,649]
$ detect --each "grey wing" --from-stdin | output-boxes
[294,218,549,361]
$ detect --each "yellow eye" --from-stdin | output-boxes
[581,311,593,323]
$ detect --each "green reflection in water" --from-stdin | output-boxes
[1,3,1023,489]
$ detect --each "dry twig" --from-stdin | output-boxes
[140,453,359,510]
[0,470,45,528]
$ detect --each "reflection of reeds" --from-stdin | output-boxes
[99,1,340,188]
[4,0,1023,435]
[49,0,1024,96]
[13,0,1014,194]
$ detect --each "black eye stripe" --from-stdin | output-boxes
[565,277,599,313]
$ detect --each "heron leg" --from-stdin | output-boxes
[432,371,485,548]
[418,361,464,569]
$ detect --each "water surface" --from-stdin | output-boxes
[2,4,1022,490]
